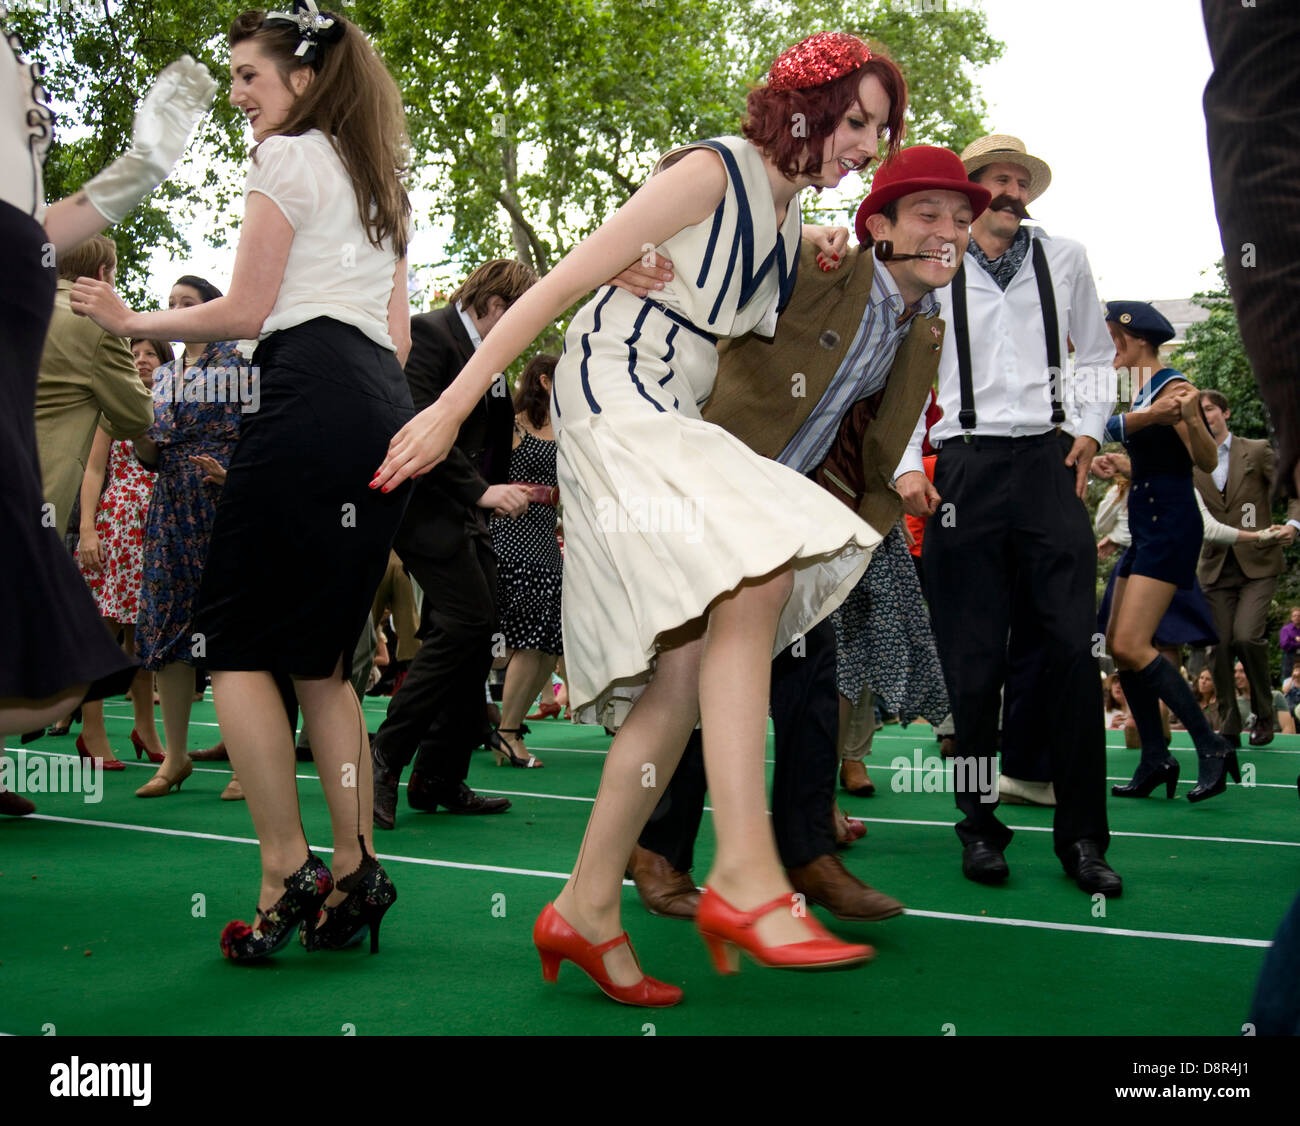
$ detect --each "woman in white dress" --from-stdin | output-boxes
[374,32,906,1005]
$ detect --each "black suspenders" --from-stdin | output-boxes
[952,238,1066,439]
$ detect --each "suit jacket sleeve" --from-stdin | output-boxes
[92,331,153,440]
[405,312,489,510]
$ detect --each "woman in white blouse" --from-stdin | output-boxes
[72,4,414,961]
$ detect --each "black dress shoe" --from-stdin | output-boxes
[1063,840,1122,898]
[410,778,511,815]
[1248,722,1275,747]
[961,841,1009,885]
[372,745,400,831]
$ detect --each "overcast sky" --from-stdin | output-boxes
[972,0,1222,301]
[163,0,1225,308]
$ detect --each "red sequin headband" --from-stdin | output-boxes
[767,32,871,92]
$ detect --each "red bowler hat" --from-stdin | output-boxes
[854,145,992,246]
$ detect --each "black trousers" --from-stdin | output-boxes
[923,433,1109,858]
[372,533,497,793]
[1000,586,1055,784]
[639,617,839,871]
[1203,0,1300,495]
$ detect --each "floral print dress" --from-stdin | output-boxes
[79,438,156,622]
[136,342,243,670]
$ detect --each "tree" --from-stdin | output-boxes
[7,1,250,307]
[365,0,1003,276]
[1170,260,1270,440]
[16,1,1002,300]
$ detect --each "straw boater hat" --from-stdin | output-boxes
[960,134,1052,202]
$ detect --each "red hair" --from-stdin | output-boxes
[743,49,907,182]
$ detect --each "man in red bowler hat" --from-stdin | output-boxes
[612,145,989,924]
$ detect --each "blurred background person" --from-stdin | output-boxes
[1232,660,1296,736]
[488,353,562,769]
[72,336,174,769]
[132,276,242,799]
[35,235,154,542]
[1279,607,1300,682]
[1192,389,1300,748]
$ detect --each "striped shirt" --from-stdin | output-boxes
[777,263,938,473]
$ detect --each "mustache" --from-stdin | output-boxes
[988,193,1031,220]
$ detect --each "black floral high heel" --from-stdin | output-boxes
[300,843,396,954]
[488,725,544,768]
[221,853,333,963]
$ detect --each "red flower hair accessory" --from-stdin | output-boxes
[767,32,871,92]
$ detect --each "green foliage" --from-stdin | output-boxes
[1169,260,1269,440]
[16,0,1001,307]
[360,0,1002,273]
[7,2,251,307]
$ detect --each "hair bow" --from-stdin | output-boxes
[263,0,345,67]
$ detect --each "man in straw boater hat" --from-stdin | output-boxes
[612,144,989,925]
[893,134,1124,896]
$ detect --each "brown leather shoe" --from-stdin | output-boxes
[839,759,876,796]
[189,742,228,762]
[938,735,956,759]
[786,854,904,921]
[0,787,35,817]
[625,843,700,920]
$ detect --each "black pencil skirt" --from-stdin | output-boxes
[193,317,414,679]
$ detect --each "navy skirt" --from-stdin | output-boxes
[1119,474,1203,590]
[1098,561,1217,647]
[193,318,413,678]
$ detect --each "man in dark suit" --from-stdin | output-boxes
[617,147,987,922]
[1193,389,1300,747]
[372,260,538,829]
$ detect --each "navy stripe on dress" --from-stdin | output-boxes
[578,288,617,414]
[625,302,666,413]
[697,199,726,289]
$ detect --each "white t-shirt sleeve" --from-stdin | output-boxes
[245,135,319,230]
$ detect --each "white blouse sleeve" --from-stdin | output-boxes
[1197,487,1240,545]
[244,135,319,230]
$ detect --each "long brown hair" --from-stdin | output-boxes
[229,10,412,254]
[514,354,558,431]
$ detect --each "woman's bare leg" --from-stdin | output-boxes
[552,636,704,986]
[294,661,374,905]
[500,649,558,762]
[697,569,811,950]
[155,662,195,772]
[211,669,306,912]
[0,687,87,737]
[123,625,164,754]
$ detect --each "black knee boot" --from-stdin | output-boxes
[1112,669,1180,798]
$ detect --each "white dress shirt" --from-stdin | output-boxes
[895,227,1116,479]
[1211,431,1232,492]
[457,302,483,350]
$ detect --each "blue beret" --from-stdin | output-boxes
[1105,300,1175,346]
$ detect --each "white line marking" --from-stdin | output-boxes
[9,748,1299,846]
[20,814,1272,948]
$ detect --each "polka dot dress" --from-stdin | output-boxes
[491,428,563,655]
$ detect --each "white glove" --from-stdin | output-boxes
[1254,528,1281,547]
[83,55,217,224]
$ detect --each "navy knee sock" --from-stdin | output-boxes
[1136,654,1221,756]
[1118,669,1171,769]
